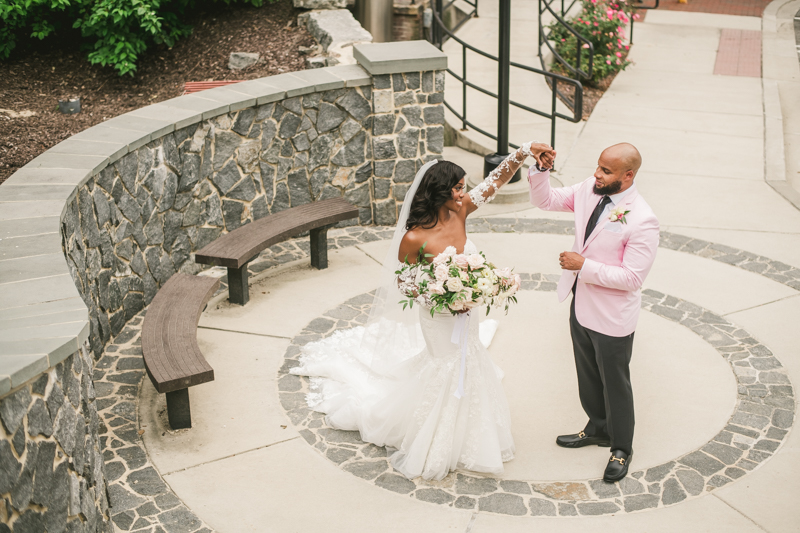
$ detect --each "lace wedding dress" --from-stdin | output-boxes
[291,147,539,481]
[292,239,514,481]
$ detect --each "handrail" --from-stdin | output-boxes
[538,0,594,80]
[428,0,583,150]
[434,0,479,44]
[630,0,659,43]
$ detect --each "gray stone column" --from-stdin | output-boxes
[354,40,447,225]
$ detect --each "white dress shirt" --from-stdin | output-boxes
[597,185,635,226]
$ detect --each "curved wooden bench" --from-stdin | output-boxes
[142,273,220,429]
[195,197,359,305]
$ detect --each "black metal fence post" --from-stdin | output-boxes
[483,0,521,183]
[433,0,444,47]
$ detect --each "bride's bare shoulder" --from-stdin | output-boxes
[399,228,427,263]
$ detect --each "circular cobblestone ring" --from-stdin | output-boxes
[279,273,795,517]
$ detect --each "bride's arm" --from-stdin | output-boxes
[466,141,554,214]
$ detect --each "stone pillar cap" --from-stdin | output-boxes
[354,40,447,75]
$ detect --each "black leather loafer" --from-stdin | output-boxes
[556,431,611,449]
[603,449,632,482]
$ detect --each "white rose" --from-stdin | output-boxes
[450,299,465,311]
[467,254,485,269]
[434,264,449,281]
[459,271,469,282]
[446,277,463,292]
[476,277,493,294]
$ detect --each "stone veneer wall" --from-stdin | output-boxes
[63,71,444,359]
[0,345,110,532]
[0,41,447,533]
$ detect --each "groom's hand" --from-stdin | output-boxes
[559,252,585,270]
[538,150,556,170]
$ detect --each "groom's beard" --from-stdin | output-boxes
[593,179,623,196]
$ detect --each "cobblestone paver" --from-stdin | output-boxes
[93,317,213,533]
[97,219,798,529]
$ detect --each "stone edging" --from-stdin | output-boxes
[92,317,213,533]
[761,0,800,210]
[278,276,795,517]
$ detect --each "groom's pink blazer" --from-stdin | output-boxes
[528,169,659,337]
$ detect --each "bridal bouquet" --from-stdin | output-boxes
[396,244,521,316]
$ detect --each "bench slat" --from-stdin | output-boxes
[195,198,359,268]
[142,273,220,394]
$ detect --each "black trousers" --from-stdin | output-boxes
[569,294,635,455]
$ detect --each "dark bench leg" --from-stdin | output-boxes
[310,226,329,270]
[166,389,191,429]
[227,264,250,306]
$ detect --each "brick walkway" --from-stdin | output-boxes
[653,0,771,17]
[713,29,762,77]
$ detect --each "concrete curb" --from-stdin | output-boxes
[761,0,800,210]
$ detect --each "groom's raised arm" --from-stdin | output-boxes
[528,166,578,213]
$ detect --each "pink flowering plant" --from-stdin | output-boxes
[396,243,521,316]
[549,0,635,86]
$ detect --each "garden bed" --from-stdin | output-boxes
[0,0,315,185]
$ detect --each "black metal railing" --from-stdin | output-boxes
[428,0,583,152]
[538,0,594,80]
[630,0,659,43]
[432,0,479,44]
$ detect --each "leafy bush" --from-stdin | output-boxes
[548,0,637,86]
[0,0,271,76]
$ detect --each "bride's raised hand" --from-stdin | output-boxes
[538,149,556,170]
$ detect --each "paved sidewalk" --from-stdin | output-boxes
[127,5,800,533]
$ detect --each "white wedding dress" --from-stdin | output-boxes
[291,238,515,481]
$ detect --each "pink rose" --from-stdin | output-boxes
[434,264,449,281]
[453,254,469,269]
[466,254,485,269]
[494,267,513,279]
[429,281,445,295]
[433,246,457,264]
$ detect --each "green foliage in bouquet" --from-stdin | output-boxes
[548,0,636,86]
[0,0,275,76]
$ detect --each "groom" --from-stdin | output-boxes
[528,143,659,482]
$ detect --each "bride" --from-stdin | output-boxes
[292,142,555,480]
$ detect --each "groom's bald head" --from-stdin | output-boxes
[602,143,642,178]
[593,143,641,195]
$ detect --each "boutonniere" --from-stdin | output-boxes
[608,206,631,224]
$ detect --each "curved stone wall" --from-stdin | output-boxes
[0,41,447,532]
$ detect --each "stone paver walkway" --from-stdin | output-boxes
[104,4,800,533]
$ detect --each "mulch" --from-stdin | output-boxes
[0,0,316,185]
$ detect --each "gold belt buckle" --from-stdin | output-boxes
[609,455,626,465]
[578,431,586,439]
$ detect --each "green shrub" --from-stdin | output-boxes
[0,0,271,76]
[548,0,636,86]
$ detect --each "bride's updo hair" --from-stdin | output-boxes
[405,161,466,230]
